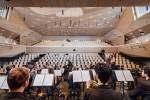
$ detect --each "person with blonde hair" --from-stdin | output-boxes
[0,67,33,100]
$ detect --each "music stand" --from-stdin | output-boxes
[115,70,134,97]
[33,74,54,87]
[0,76,9,90]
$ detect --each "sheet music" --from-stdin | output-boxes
[43,74,54,86]
[0,76,6,88]
[33,74,45,86]
[91,69,96,77]
[54,70,62,76]
[123,70,134,81]
[60,68,64,74]
[1,78,9,89]
[82,70,91,82]
[73,70,82,82]
[41,69,49,74]
[114,70,126,81]
[69,72,72,76]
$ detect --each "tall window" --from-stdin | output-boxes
[0,7,9,18]
[134,6,150,18]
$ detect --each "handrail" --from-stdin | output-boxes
[0,41,149,48]
[0,43,25,47]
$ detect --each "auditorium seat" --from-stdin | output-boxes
[33,40,111,47]
[115,53,140,70]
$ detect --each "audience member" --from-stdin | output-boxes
[129,67,150,100]
[84,63,123,100]
[0,67,34,100]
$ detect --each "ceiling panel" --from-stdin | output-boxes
[0,27,18,39]
[15,7,123,36]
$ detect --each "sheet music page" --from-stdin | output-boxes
[82,70,91,82]
[54,70,62,76]
[33,74,44,86]
[73,70,82,82]
[43,74,54,86]
[0,76,6,88]
[41,69,49,74]
[91,69,96,77]
[114,70,126,81]
[1,77,9,89]
[123,70,134,81]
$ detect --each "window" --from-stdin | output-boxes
[134,6,150,18]
[0,7,9,18]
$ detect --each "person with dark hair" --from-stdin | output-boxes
[6,65,12,74]
[0,67,33,100]
[84,63,122,100]
[129,67,150,100]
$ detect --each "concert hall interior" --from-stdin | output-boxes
[0,0,150,100]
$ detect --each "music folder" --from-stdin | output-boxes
[42,74,54,86]
[54,70,62,76]
[0,76,6,88]
[114,70,134,82]
[33,74,54,86]
[41,69,49,74]
[89,69,96,80]
[72,70,91,83]
[0,76,9,89]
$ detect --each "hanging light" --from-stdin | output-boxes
[11,7,13,10]
[23,17,26,21]
[121,6,123,12]
[146,6,149,11]
[62,9,64,15]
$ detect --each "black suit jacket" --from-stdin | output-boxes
[0,92,34,100]
[84,85,122,100]
[129,80,150,100]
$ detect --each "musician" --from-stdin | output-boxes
[0,67,34,100]
[129,67,150,100]
[84,63,122,100]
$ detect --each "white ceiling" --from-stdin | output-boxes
[15,7,124,36]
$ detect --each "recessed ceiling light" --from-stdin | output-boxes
[129,33,133,35]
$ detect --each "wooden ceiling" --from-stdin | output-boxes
[15,7,123,36]
[0,0,150,7]
[125,24,150,40]
[125,13,150,40]
[0,27,18,39]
